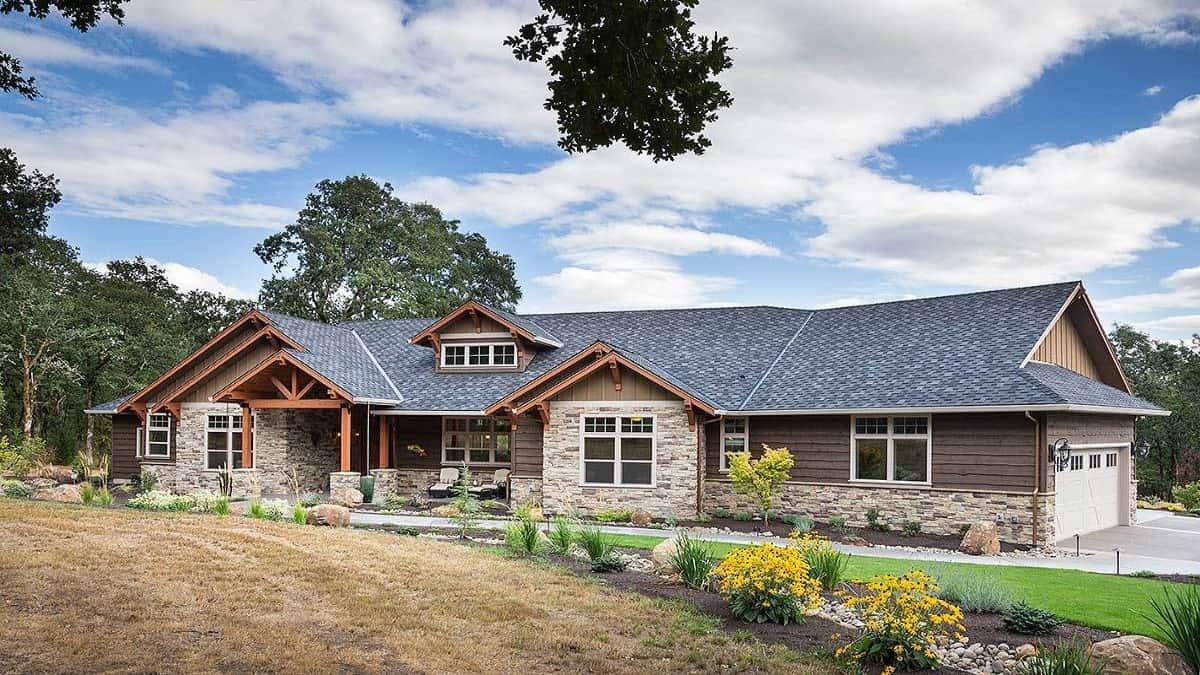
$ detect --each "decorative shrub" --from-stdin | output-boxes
[930,565,1013,614]
[590,551,628,572]
[1173,482,1200,511]
[790,533,848,590]
[504,517,542,556]
[575,525,626,571]
[1003,601,1062,635]
[1129,569,1157,578]
[2,479,33,498]
[247,498,286,521]
[712,507,733,519]
[128,490,194,511]
[546,516,576,554]
[359,475,375,504]
[1144,583,1200,672]
[668,532,716,590]
[1016,640,1102,675]
[135,471,159,493]
[97,487,114,507]
[189,490,225,513]
[711,543,822,625]
[790,515,815,533]
[216,465,233,498]
[81,482,96,505]
[733,511,754,522]
[901,520,922,537]
[212,496,230,517]
[837,571,965,671]
[594,508,633,523]
[0,436,51,478]
[727,445,794,528]
[864,508,888,532]
[292,501,307,525]
[450,464,483,537]
[299,493,322,508]
[828,515,848,532]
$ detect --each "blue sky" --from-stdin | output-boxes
[3,2,1200,339]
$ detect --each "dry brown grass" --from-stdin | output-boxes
[0,500,833,674]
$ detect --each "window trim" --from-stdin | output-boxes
[440,341,519,369]
[718,416,749,473]
[441,416,513,466]
[849,415,932,485]
[204,412,251,471]
[578,413,657,488]
[145,413,172,458]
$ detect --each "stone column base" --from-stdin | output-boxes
[329,471,361,495]
[370,468,399,505]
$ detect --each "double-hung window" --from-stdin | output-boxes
[442,417,511,465]
[145,413,172,458]
[719,417,748,472]
[441,342,518,368]
[581,415,655,486]
[205,413,246,470]
[851,416,930,483]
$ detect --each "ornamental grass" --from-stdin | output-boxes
[836,570,965,672]
[710,543,822,624]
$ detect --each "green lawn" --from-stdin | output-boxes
[608,533,1182,638]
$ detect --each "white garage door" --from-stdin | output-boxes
[1055,448,1122,537]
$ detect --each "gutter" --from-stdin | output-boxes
[717,404,1169,417]
[370,409,485,416]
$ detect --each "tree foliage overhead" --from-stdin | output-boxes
[506,0,733,162]
[255,175,521,323]
[0,147,61,254]
[1,0,129,99]
[1110,324,1200,497]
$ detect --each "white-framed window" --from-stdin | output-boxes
[442,417,512,465]
[1106,452,1118,467]
[719,417,748,472]
[145,413,172,458]
[205,413,247,470]
[850,415,930,484]
[580,415,655,487]
[441,342,518,368]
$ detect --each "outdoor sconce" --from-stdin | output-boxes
[1049,438,1072,471]
[1136,441,1151,458]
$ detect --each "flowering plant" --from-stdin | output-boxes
[710,543,822,624]
[837,571,964,671]
[405,443,427,457]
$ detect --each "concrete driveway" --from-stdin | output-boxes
[1059,509,1200,571]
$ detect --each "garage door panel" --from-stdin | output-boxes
[1055,451,1121,537]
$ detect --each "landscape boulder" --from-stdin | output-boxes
[34,483,83,504]
[330,486,363,508]
[1087,635,1190,675]
[430,504,461,518]
[958,522,1001,556]
[305,504,350,528]
[629,510,653,526]
[1015,644,1037,660]
[39,465,76,484]
[651,537,680,569]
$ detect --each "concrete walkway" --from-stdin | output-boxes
[349,511,1200,576]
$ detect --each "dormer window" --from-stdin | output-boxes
[441,342,518,368]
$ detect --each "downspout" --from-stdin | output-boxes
[1025,411,1040,548]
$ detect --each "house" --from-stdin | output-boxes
[85,281,1165,544]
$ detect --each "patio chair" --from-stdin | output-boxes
[427,467,460,499]
[468,468,510,500]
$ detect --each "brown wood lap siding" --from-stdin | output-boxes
[512,414,543,477]
[707,412,1039,492]
[110,413,141,480]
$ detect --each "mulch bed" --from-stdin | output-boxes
[675,517,1030,552]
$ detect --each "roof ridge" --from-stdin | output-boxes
[351,328,403,401]
[738,311,816,410]
[811,281,1081,314]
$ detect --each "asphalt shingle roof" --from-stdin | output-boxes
[85,393,134,414]
[249,282,1164,415]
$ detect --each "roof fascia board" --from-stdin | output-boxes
[409,300,562,348]
[484,341,613,415]
[719,404,1168,417]
[1072,287,1133,393]
[147,325,302,408]
[119,309,278,413]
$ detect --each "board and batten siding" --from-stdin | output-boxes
[180,340,277,403]
[141,322,258,403]
[549,368,675,402]
[707,412,1038,492]
[1032,311,1100,379]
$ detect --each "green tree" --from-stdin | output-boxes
[1110,324,1200,497]
[506,0,733,162]
[256,175,521,323]
[727,445,794,528]
[0,148,61,254]
[1,0,129,99]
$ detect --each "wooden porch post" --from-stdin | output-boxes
[340,405,352,472]
[241,403,253,468]
[378,416,390,469]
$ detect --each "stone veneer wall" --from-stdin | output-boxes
[138,462,177,492]
[704,479,1056,545]
[174,403,339,495]
[541,401,698,518]
[509,476,543,507]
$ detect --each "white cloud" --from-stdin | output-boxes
[548,224,780,258]
[86,259,255,299]
[528,249,739,311]
[0,27,167,74]
[1097,265,1200,315]
[1143,84,1166,95]
[1134,314,1200,339]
